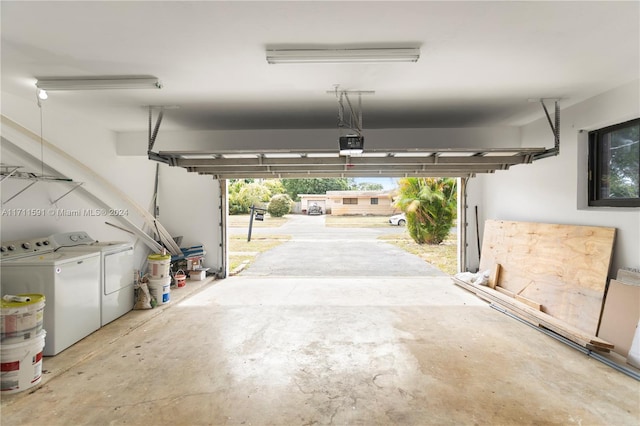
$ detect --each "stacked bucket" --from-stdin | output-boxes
[147,253,171,305]
[0,294,46,394]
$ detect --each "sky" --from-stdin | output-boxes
[354,177,399,190]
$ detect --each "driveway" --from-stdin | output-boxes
[231,214,447,277]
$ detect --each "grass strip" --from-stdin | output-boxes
[228,235,291,274]
[378,233,457,275]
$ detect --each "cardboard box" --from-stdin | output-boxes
[189,270,206,281]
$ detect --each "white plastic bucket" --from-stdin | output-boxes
[1,294,45,344]
[148,277,171,305]
[1,330,46,394]
[147,254,171,278]
[174,270,187,288]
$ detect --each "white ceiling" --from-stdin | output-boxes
[1,1,638,133]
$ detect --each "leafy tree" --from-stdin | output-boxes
[263,179,286,196]
[267,194,293,217]
[228,180,271,214]
[228,178,254,185]
[393,177,457,244]
[240,182,271,208]
[228,180,249,214]
[281,178,350,201]
[355,182,384,191]
[604,124,639,198]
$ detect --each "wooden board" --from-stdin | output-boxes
[598,279,640,357]
[479,220,616,336]
[452,277,614,350]
[488,263,501,289]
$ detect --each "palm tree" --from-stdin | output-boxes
[393,177,457,244]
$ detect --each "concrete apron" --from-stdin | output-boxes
[1,276,639,425]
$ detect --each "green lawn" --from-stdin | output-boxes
[227,214,289,228]
[228,234,291,273]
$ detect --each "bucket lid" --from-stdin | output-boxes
[148,253,171,261]
[1,294,45,309]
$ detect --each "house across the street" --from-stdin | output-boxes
[299,191,399,216]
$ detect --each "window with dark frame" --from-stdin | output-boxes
[588,118,639,207]
[343,198,358,205]
[370,198,379,205]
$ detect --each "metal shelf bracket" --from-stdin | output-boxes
[51,182,84,204]
[533,99,561,160]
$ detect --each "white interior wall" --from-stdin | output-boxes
[467,79,640,274]
[0,92,222,272]
[461,177,483,272]
[155,165,221,272]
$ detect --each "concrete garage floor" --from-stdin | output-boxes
[3,216,639,425]
[1,275,639,425]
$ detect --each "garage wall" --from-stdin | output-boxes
[155,165,221,272]
[0,92,222,272]
[467,79,640,274]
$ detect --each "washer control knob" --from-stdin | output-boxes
[42,240,50,246]
[0,246,6,253]
[70,235,79,242]
[7,245,16,251]
[22,242,31,250]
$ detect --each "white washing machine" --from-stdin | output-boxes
[49,232,134,326]
[0,236,101,356]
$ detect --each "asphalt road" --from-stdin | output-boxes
[231,215,447,277]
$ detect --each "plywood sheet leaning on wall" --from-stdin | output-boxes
[598,279,640,357]
[479,220,616,336]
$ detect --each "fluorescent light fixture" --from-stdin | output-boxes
[35,76,162,91]
[266,48,419,64]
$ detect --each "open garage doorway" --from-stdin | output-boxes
[220,177,465,279]
[155,146,538,279]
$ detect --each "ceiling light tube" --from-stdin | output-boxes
[266,48,420,64]
[35,76,162,91]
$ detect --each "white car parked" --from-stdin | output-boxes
[388,213,406,226]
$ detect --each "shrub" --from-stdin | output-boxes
[267,194,293,217]
[394,177,457,244]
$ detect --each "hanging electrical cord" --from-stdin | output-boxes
[330,86,373,136]
[36,88,45,177]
